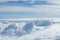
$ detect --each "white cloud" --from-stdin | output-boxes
[0,21,60,40]
[15,23,60,40]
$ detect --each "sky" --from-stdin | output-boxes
[0,0,60,19]
[0,0,60,40]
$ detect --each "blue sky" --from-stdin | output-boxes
[0,0,60,19]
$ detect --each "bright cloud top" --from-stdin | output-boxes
[0,19,60,40]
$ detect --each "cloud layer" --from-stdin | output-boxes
[0,0,60,18]
[0,19,60,40]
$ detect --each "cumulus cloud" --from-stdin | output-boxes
[15,23,60,40]
[0,21,60,40]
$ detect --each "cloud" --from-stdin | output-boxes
[0,0,59,4]
[0,0,60,18]
[0,23,60,40]
[0,5,60,16]
[16,23,60,40]
[0,0,60,40]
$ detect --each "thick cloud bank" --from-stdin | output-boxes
[0,19,60,40]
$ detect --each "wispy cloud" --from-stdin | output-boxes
[0,0,60,18]
[0,5,60,15]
